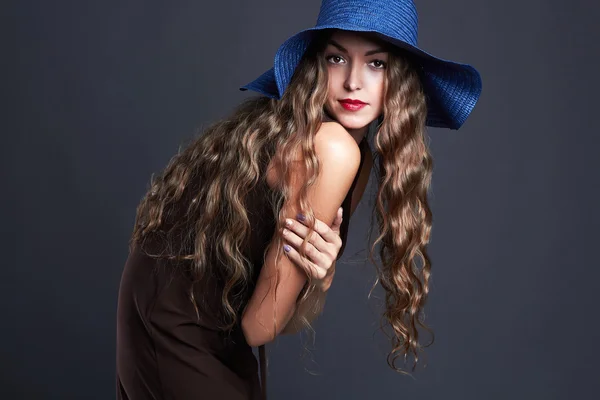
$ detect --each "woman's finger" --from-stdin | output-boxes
[283,242,328,280]
[289,214,342,250]
[285,218,329,253]
[282,227,327,266]
[330,207,343,234]
[305,215,342,246]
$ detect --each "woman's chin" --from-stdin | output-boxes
[334,116,372,132]
[325,106,377,132]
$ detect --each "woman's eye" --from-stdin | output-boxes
[370,59,386,69]
[326,55,345,64]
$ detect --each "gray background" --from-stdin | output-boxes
[3,0,599,399]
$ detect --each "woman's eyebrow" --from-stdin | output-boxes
[327,39,388,56]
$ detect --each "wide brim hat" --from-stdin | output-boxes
[240,0,482,130]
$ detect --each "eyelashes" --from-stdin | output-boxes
[370,59,386,69]
[327,55,344,64]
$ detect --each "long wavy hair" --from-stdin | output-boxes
[130,28,433,374]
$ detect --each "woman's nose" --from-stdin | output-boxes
[344,64,362,91]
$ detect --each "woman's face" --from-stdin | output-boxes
[323,30,389,139]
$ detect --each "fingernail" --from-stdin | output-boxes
[296,213,305,222]
[283,244,291,252]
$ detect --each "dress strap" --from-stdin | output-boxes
[259,344,267,399]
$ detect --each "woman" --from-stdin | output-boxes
[116,0,482,399]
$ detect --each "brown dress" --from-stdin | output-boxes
[116,133,368,400]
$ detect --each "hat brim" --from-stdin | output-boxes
[240,24,482,130]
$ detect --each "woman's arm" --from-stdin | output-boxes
[241,123,360,347]
[280,274,331,335]
[279,140,372,336]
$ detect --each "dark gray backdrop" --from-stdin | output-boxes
[3,0,599,399]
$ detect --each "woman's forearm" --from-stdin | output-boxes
[281,285,328,335]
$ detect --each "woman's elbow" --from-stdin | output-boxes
[241,316,277,347]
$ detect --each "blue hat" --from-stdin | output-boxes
[240,0,482,130]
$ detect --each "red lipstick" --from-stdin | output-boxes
[339,98,367,111]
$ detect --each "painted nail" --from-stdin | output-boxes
[296,213,305,222]
[285,218,292,227]
[283,244,291,252]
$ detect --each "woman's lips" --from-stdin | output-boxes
[339,99,367,111]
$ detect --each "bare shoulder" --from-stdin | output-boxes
[313,121,361,181]
[266,121,361,190]
[316,121,360,159]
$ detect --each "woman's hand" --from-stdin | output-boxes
[282,207,343,292]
